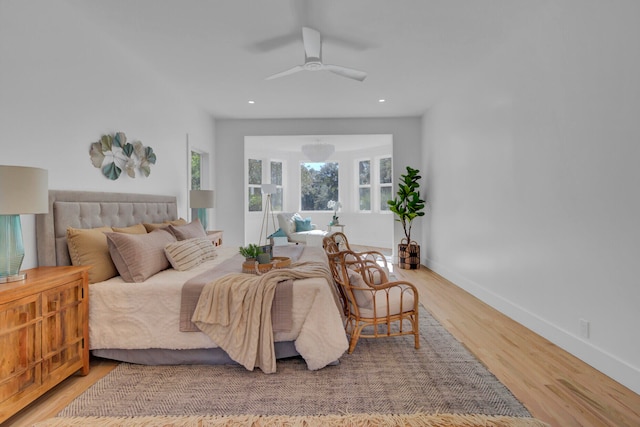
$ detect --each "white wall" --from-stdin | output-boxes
[422,0,640,393]
[0,1,215,270]
[215,118,422,248]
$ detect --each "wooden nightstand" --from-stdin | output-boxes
[207,230,223,246]
[0,266,90,423]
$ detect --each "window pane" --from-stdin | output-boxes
[271,161,282,186]
[359,188,371,211]
[191,151,201,190]
[272,188,283,211]
[248,187,262,212]
[300,162,338,211]
[380,186,392,211]
[359,160,370,185]
[380,157,392,184]
[248,159,262,185]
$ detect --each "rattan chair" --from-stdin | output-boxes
[325,232,389,269]
[323,235,420,353]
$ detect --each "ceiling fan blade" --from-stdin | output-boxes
[266,65,305,80]
[302,27,321,59]
[248,32,299,53]
[323,64,367,82]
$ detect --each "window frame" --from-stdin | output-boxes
[300,161,339,212]
[378,156,393,213]
[356,158,372,213]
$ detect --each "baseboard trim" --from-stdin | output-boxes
[425,257,640,395]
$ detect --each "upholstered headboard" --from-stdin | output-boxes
[36,190,178,267]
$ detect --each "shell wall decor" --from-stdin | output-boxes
[89,132,157,180]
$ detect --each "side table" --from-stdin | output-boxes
[206,230,223,246]
[327,224,346,233]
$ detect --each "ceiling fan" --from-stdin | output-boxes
[266,27,367,82]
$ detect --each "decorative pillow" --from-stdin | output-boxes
[143,222,169,232]
[347,270,375,308]
[164,238,216,271]
[66,226,117,284]
[165,218,187,226]
[164,239,204,271]
[105,229,176,282]
[268,228,287,238]
[168,218,207,241]
[277,213,295,236]
[294,217,313,232]
[112,223,148,234]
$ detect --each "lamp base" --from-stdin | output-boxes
[0,271,27,283]
[1,214,26,281]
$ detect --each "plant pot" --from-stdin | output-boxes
[257,253,271,264]
[398,239,420,270]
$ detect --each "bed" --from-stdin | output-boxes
[35,190,348,372]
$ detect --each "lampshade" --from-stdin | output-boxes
[189,190,214,209]
[301,143,335,162]
[0,165,49,214]
[0,165,48,283]
[261,183,277,194]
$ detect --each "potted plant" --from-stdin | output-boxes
[239,243,262,262]
[387,166,426,269]
[327,200,342,225]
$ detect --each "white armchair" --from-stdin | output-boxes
[276,212,327,245]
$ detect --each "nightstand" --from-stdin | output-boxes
[0,266,90,423]
[207,230,223,246]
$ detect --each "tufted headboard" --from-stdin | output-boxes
[36,190,178,267]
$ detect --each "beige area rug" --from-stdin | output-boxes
[35,413,550,427]
[39,308,549,427]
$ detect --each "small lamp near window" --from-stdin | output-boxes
[189,189,214,230]
[259,183,277,246]
[0,165,48,283]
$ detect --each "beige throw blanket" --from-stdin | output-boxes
[191,261,336,374]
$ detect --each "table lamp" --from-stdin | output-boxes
[0,165,48,283]
[189,189,214,230]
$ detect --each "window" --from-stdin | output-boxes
[270,160,283,211]
[191,151,202,190]
[358,160,371,211]
[379,157,392,211]
[300,162,338,211]
[248,159,262,212]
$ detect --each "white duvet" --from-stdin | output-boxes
[89,246,349,370]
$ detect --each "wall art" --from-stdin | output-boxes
[89,132,157,180]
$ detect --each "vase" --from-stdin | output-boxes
[257,253,271,264]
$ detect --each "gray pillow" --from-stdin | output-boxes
[168,218,207,240]
[105,229,176,282]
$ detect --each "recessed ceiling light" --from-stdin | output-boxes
[378,99,386,103]
[248,100,255,104]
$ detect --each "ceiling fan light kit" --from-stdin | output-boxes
[266,27,367,82]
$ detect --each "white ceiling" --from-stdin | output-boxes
[69,0,546,120]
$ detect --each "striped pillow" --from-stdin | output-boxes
[164,238,216,271]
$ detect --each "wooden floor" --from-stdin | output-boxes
[394,266,640,427]
[6,265,640,426]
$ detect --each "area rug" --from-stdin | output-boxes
[35,413,550,427]
[42,307,549,427]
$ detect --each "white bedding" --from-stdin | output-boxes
[89,246,349,370]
